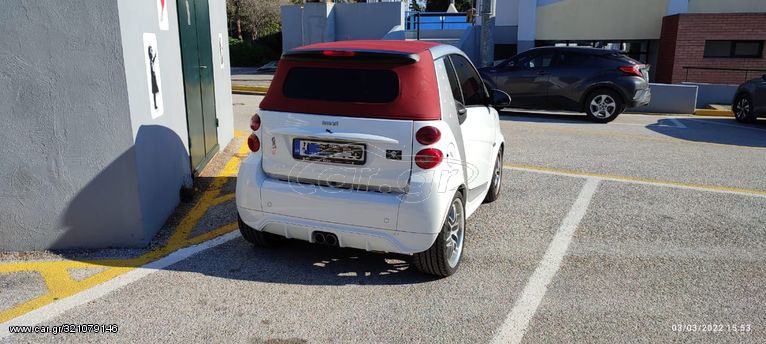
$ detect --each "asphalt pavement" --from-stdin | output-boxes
[2,102,765,343]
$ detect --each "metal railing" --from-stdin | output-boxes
[405,12,475,40]
[682,66,766,83]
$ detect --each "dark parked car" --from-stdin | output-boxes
[733,75,766,123]
[479,46,651,123]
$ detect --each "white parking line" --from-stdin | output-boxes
[668,117,687,129]
[492,178,600,344]
[0,231,241,339]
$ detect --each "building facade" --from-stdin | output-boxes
[655,12,766,84]
[493,0,766,82]
[0,0,233,250]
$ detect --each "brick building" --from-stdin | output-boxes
[655,12,766,85]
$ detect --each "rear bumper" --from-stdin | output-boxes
[236,154,451,254]
[629,87,651,108]
[237,207,439,254]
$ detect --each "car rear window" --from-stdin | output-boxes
[283,67,399,103]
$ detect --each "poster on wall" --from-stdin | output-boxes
[143,33,164,119]
[218,33,225,69]
[157,0,169,30]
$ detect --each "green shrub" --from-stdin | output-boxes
[228,38,280,67]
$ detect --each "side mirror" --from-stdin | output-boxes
[490,89,512,108]
[762,74,766,81]
[456,101,467,124]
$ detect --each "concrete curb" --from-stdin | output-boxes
[693,108,734,117]
[232,84,269,95]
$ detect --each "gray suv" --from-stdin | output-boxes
[733,75,766,123]
[480,46,651,123]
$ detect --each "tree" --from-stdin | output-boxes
[227,0,244,40]
[410,0,423,12]
[227,0,281,41]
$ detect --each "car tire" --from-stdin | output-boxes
[733,94,756,123]
[238,215,286,247]
[483,148,503,203]
[413,192,466,277]
[585,89,624,123]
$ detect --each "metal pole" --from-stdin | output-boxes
[479,0,495,67]
[416,13,420,40]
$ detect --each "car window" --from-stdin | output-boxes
[499,52,528,69]
[557,52,599,67]
[518,53,555,69]
[283,67,399,103]
[443,57,464,105]
[448,55,488,106]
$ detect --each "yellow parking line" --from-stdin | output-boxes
[505,163,766,198]
[505,122,764,150]
[0,136,248,323]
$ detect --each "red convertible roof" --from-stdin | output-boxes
[259,40,441,120]
[295,40,440,54]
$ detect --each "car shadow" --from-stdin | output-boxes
[167,236,438,286]
[498,109,594,124]
[646,117,766,148]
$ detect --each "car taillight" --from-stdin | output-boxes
[250,113,261,131]
[415,148,443,169]
[247,133,260,152]
[619,65,644,77]
[322,50,355,57]
[416,126,441,145]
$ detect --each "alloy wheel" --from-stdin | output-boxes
[444,198,465,268]
[735,98,751,120]
[589,94,617,119]
[492,152,502,195]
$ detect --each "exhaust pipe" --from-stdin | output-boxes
[312,232,326,244]
[312,231,339,246]
[324,233,338,246]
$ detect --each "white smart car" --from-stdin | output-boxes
[236,40,509,277]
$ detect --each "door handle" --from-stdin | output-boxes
[199,65,208,69]
[536,71,547,76]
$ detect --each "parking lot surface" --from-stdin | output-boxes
[1,100,765,343]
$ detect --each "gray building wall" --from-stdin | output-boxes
[281,2,406,52]
[0,0,143,250]
[281,5,304,53]
[0,0,233,251]
[334,2,405,41]
[116,0,194,248]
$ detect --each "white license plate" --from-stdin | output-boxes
[293,139,366,165]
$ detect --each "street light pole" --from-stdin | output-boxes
[479,0,495,67]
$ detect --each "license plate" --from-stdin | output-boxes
[292,139,366,165]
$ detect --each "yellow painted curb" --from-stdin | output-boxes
[694,109,733,117]
[232,84,269,95]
